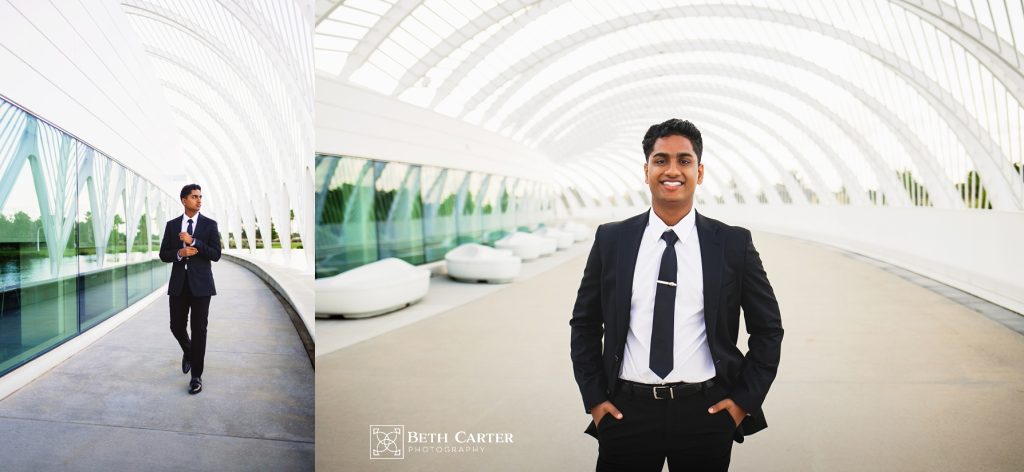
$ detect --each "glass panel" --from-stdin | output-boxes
[79,152,128,330]
[374,161,424,264]
[126,172,151,304]
[455,172,483,244]
[149,189,167,287]
[421,166,462,262]
[0,103,79,376]
[0,96,169,377]
[503,177,520,232]
[479,174,503,243]
[514,180,535,232]
[315,155,378,277]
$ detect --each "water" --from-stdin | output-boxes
[0,253,158,288]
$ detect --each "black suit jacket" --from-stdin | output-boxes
[158,214,222,297]
[570,210,783,443]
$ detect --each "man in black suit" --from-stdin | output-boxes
[159,184,221,395]
[570,119,783,471]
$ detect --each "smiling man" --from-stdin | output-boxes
[570,119,784,471]
[159,184,222,395]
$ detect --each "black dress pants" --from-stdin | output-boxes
[592,382,736,472]
[168,273,210,378]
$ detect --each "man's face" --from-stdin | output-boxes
[182,190,202,214]
[644,134,703,208]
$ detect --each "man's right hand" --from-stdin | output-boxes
[590,400,623,427]
[178,247,198,258]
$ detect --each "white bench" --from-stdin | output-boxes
[559,221,593,242]
[445,244,522,283]
[315,258,430,318]
[495,232,554,260]
[533,227,574,250]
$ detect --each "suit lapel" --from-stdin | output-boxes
[696,212,723,345]
[616,211,650,329]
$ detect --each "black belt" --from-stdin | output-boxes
[618,379,715,400]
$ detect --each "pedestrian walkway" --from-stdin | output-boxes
[315,231,1024,471]
[0,261,314,471]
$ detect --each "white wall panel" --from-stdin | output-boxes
[316,74,554,183]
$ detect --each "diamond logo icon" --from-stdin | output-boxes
[370,425,404,459]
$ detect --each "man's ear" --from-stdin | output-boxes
[696,163,704,185]
[643,162,649,183]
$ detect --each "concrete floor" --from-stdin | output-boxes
[0,261,314,471]
[315,231,1024,471]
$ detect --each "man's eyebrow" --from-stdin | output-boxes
[651,152,694,158]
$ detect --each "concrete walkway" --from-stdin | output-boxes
[0,261,314,471]
[315,231,1024,471]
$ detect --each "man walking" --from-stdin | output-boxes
[159,184,221,394]
[570,119,784,471]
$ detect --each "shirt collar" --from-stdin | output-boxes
[182,211,200,223]
[647,206,697,242]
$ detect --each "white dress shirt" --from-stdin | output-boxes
[619,207,716,384]
[177,212,199,265]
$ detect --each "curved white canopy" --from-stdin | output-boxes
[123,0,315,263]
[315,0,1024,210]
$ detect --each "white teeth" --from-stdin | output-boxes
[663,181,682,187]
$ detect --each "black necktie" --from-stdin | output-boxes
[185,219,193,269]
[650,229,679,379]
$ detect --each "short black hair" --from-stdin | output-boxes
[180,183,201,199]
[642,119,703,162]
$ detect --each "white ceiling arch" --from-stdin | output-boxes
[122,0,314,265]
[316,0,1024,210]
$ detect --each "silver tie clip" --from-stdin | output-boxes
[657,280,677,286]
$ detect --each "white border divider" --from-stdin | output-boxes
[0,285,167,401]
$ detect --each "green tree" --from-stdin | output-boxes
[108,214,125,248]
[896,170,932,207]
[955,170,993,209]
[834,187,850,205]
[132,215,149,252]
[867,189,887,206]
[13,212,39,242]
[438,194,456,216]
[374,189,395,222]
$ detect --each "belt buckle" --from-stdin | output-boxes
[652,385,674,400]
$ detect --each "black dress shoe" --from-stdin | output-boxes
[182,354,191,375]
[188,377,202,395]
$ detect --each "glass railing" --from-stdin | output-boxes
[314,153,557,278]
[0,95,176,377]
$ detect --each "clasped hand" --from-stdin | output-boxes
[178,246,198,258]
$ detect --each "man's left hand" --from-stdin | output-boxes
[708,398,746,427]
